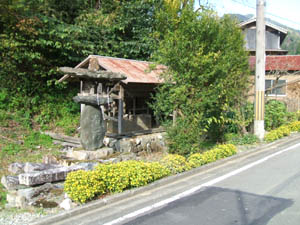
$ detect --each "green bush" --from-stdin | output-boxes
[188,144,237,168]
[265,100,288,131]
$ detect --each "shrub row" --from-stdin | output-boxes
[64,144,237,203]
[264,121,300,142]
[187,144,237,168]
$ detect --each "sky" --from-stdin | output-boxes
[196,0,300,31]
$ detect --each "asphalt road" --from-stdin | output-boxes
[124,143,300,225]
[33,135,300,225]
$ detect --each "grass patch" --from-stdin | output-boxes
[0,184,7,209]
[225,133,259,145]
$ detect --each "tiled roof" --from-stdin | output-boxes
[249,55,300,71]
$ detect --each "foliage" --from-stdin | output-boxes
[188,144,237,168]
[0,0,162,132]
[287,121,300,132]
[151,5,250,155]
[160,154,191,174]
[282,29,300,55]
[23,132,55,150]
[1,143,23,156]
[0,129,55,156]
[64,170,106,204]
[65,143,237,204]
[65,161,170,203]
[225,133,259,145]
[0,184,7,209]
[265,100,288,131]
[264,125,291,142]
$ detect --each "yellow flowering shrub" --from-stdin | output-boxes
[64,145,237,203]
[264,125,291,142]
[288,121,300,132]
[188,144,237,168]
[64,170,105,203]
[65,161,172,203]
[95,163,130,193]
[160,154,191,174]
[148,162,171,180]
[187,153,205,168]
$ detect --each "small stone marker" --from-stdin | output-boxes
[80,105,106,150]
[18,165,85,186]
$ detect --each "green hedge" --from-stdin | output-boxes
[64,144,237,203]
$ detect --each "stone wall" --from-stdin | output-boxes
[248,74,300,112]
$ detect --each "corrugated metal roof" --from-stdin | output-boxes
[93,55,165,84]
[58,55,166,84]
[249,55,300,71]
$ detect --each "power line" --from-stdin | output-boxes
[230,0,300,28]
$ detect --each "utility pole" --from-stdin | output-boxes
[254,0,266,140]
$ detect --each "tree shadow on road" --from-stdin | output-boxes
[124,186,293,225]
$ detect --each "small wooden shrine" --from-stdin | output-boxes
[58,55,165,150]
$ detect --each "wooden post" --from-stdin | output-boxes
[133,97,136,116]
[118,85,124,134]
[173,110,177,126]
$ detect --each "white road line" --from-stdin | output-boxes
[103,142,300,225]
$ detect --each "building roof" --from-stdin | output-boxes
[59,55,166,84]
[239,18,288,34]
[239,18,288,45]
[249,55,300,71]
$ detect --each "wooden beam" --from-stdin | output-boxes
[59,67,127,81]
[73,95,113,105]
[133,97,136,116]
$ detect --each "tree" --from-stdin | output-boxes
[151,4,250,155]
[0,0,162,114]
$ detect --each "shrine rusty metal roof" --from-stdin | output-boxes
[249,55,300,71]
[60,55,166,84]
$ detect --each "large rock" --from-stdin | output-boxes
[115,139,133,153]
[24,162,61,173]
[6,183,64,208]
[18,165,85,186]
[8,163,25,175]
[59,198,77,210]
[18,183,55,200]
[80,105,106,150]
[1,176,23,190]
[66,148,114,160]
[77,162,99,171]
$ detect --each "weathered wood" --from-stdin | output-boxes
[106,127,166,138]
[59,67,126,81]
[118,85,125,134]
[103,114,118,122]
[42,132,80,144]
[88,57,100,71]
[73,95,113,106]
